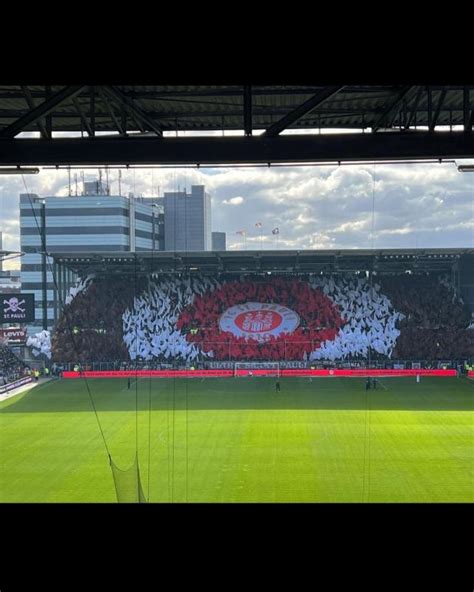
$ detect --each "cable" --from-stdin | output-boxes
[184,173,189,503]
[371,162,376,251]
[171,167,177,502]
[134,251,139,473]
[362,376,372,503]
[147,207,154,502]
[362,162,377,502]
[20,175,112,460]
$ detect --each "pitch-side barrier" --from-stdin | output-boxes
[0,375,34,394]
[62,369,457,379]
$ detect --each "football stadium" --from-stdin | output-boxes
[1,249,473,502]
[0,84,473,504]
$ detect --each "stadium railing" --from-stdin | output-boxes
[52,359,471,373]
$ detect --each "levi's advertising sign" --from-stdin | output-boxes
[0,327,28,344]
[0,293,35,324]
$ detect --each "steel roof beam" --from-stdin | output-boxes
[372,86,419,132]
[0,86,86,138]
[243,85,252,136]
[430,88,447,131]
[427,86,433,130]
[72,96,93,137]
[0,131,473,166]
[89,87,96,136]
[0,86,463,101]
[405,86,424,129]
[45,86,54,139]
[98,88,125,135]
[101,86,163,137]
[464,87,472,133]
[0,106,389,119]
[21,86,49,139]
[261,86,345,137]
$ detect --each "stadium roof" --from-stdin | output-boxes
[51,248,473,276]
[0,85,472,165]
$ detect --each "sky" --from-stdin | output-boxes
[1,160,473,270]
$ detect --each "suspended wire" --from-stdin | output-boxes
[184,170,189,503]
[147,198,154,502]
[134,250,139,467]
[362,162,377,502]
[371,163,376,250]
[164,169,172,502]
[167,360,172,503]
[20,174,112,460]
[362,376,372,503]
[171,166,177,502]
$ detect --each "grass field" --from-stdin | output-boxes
[0,376,472,503]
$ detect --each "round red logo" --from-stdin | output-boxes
[177,277,346,360]
[219,302,299,341]
[234,309,283,333]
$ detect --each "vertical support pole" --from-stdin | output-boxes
[45,86,52,138]
[121,108,127,136]
[53,260,57,323]
[368,269,372,368]
[58,262,62,309]
[152,211,155,251]
[40,201,48,331]
[90,86,96,137]
[129,194,136,252]
[427,86,433,131]
[464,86,471,133]
[243,85,252,136]
[62,263,66,304]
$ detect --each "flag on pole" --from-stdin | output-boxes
[236,230,246,235]
[272,227,280,235]
[255,222,263,228]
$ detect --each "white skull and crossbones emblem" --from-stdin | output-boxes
[4,297,26,313]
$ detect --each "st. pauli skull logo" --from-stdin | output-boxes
[4,297,26,314]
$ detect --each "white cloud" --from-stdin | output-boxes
[1,161,473,265]
[222,196,244,206]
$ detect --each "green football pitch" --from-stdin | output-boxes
[1,376,472,503]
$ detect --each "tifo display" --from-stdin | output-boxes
[49,272,473,364]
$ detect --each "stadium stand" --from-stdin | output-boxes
[49,272,474,365]
[380,274,472,359]
[0,344,30,385]
[52,276,147,363]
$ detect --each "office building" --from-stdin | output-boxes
[212,232,226,251]
[0,269,21,292]
[19,183,164,335]
[164,185,211,251]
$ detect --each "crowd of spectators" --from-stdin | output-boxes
[381,274,473,359]
[50,272,473,364]
[52,276,146,363]
[0,344,30,385]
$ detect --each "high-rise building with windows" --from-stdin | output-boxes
[19,182,164,335]
[164,185,211,251]
[212,232,226,251]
